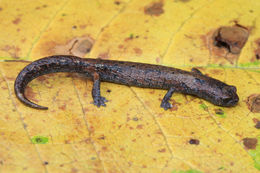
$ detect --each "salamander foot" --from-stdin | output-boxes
[160,100,172,110]
[93,96,108,107]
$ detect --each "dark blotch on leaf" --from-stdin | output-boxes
[246,94,260,113]
[144,2,164,16]
[215,108,224,115]
[243,138,258,149]
[189,139,200,145]
[76,39,93,54]
[213,25,249,54]
[114,1,121,5]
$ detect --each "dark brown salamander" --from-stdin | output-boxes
[14,55,239,110]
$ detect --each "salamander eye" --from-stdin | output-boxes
[222,85,236,94]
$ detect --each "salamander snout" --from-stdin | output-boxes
[220,85,239,106]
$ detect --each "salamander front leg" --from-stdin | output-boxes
[160,87,175,110]
[92,72,108,107]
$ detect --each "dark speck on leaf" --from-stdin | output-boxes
[215,108,224,115]
[114,1,121,5]
[189,139,200,145]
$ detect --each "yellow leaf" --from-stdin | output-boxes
[0,0,259,172]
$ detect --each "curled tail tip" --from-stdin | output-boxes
[34,105,49,110]
[14,65,49,110]
[15,92,48,110]
[23,99,49,110]
[23,101,48,110]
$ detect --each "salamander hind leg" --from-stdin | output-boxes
[92,72,108,107]
[160,87,175,110]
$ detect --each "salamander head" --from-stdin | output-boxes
[216,85,239,106]
[204,84,239,107]
[190,76,239,107]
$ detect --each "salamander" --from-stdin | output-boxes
[14,55,239,110]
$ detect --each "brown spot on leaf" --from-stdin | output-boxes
[0,7,3,11]
[201,28,243,64]
[58,104,66,110]
[36,75,48,82]
[0,45,21,58]
[118,44,124,49]
[210,69,222,75]
[213,25,249,54]
[98,135,106,140]
[1,86,7,90]
[12,17,21,25]
[52,36,94,57]
[169,99,181,111]
[158,148,166,152]
[114,1,121,5]
[98,52,110,59]
[21,38,26,43]
[144,2,164,16]
[189,139,200,145]
[243,138,257,149]
[71,168,78,173]
[133,47,143,56]
[156,57,161,63]
[124,34,135,42]
[76,39,93,54]
[79,25,86,29]
[24,86,38,103]
[246,94,260,113]
[252,118,259,124]
[136,124,143,129]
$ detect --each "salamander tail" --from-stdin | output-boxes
[15,91,48,110]
[14,72,48,110]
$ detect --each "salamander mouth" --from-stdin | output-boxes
[222,95,239,106]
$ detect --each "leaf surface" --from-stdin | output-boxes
[0,0,259,172]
